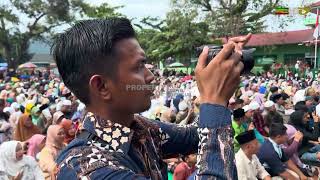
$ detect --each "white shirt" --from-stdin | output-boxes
[235,149,270,180]
[316,103,320,117]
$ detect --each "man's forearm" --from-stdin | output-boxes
[286,159,305,179]
[196,103,237,180]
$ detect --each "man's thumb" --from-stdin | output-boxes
[195,46,209,72]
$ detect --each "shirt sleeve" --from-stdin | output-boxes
[173,164,188,180]
[155,118,199,158]
[254,155,270,179]
[262,151,287,175]
[282,140,299,158]
[196,103,237,180]
[235,156,248,180]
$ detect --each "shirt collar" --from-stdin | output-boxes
[268,138,282,157]
[238,148,251,164]
[82,112,133,154]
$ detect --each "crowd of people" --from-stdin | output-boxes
[3,18,320,180]
[0,69,84,180]
[2,66,320,179]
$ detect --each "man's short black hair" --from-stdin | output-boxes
[270,86,278,93]
[265,111,283,127]
[294,101,308,112]
[269,123,287,138]
[52,18,136,104]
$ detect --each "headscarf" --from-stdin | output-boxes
[0,141,25,177]
[30,106,40,125]
[45,125,65,157]
[60,119,75,144]
[14,114,41,142]
[27,134,46,158]
[25,103,34,115]
[284,124,297,140]
[0,141,43,180]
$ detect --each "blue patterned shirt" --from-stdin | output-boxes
[56,104,236,180]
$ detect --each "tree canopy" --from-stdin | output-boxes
[0,0,122,68]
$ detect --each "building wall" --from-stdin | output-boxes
[253,44,314,65]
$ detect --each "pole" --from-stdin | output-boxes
[315,8,319,69]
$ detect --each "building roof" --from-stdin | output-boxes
[30,54,54,64]
[221,29,315,47]
[308,1,320,8]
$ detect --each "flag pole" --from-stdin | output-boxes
[315,8,319,69]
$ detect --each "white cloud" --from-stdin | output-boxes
[87,0,170,20]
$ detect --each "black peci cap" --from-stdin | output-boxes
[236,130,256,145]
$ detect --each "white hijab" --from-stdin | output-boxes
[0,141,42,179]
[0,141,26,177]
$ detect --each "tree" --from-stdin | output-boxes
[174,0,281,37]
[0,0,122,68]
[137,7,212,64]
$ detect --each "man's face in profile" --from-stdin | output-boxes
[104,38,155,113]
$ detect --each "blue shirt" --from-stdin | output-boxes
[257,139,289,176]
[56,104,237,179]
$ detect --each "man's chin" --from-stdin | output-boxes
[137,99,152,113]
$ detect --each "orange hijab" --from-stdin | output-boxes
[14,114,41,142]
[60,119,75,144]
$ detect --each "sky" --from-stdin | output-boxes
[26,0,320,53]
[101,0,318,31]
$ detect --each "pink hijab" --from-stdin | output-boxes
[45,125,65,157]
[27,134,46,157]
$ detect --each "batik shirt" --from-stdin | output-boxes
[56,104,237,180]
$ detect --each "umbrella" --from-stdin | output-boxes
[168,62,185,68]
[18,62,37,69]
[145,64,154,69]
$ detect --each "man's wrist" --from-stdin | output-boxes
[200,97,227,107]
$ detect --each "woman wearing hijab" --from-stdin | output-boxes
[14,114,41,142]
[27,134,46,158]
[0,140,44,180]
[60,119,76,144]
[38,125,65,180]
[30,106,41,125]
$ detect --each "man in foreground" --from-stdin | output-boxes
[53,18,250,179]
[235,130,271,180]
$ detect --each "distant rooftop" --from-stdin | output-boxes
[220,29,315,47]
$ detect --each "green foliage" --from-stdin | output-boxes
[182,0,280,37]
[0,0,122,68]
[137,8,211,64]
[262,64,271,72]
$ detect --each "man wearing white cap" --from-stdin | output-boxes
[262,101,276,118]
[250,101,268,136]
[61,99,72,119]
[8,102,22,129]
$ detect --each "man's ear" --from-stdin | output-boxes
[89,75,112,101]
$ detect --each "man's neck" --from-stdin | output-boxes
[270,137,280,145]
[87,106,134,127]
[235,120,242,126]
[243,149,253,160]
[186,162,195,168]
